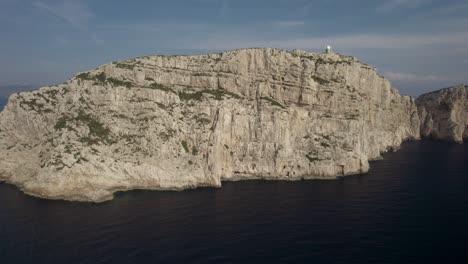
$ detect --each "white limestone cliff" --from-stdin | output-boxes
[416,84,468,143]
[0,48,420,202]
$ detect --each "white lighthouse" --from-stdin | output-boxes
[326,45,332,54]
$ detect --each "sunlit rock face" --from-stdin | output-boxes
[0,48,420,202]
[416,85,468,143]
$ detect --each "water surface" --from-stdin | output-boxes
[1,141,467,263]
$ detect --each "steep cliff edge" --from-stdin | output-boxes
[416,85,468,143]
[0,48,420,202]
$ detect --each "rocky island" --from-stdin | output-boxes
[0,48,422,202]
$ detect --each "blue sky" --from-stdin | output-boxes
[0,0,467,98]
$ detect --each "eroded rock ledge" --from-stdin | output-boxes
[0,48,420,202]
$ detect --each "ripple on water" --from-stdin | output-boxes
[0,141,467,263]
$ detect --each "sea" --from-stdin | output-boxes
[0,140,467,263]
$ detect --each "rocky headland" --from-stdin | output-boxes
[0,48,421,202]
[416,85,468,143]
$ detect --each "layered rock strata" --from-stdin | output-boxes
[0,48,420,202]
[416,84,468,143]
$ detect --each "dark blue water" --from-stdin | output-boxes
[0,98,7,111]
[1,141,467,263]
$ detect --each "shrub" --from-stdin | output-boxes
[261,97,285,109]
[312,76,330,85]
[305,153,320,162]
[115,63,134,70]
[192,146,198,155]
[181,140,189,152]
[54,116,68,130]
[54,111,113,145]
[178,89,241,101]
[149,82,174,93]
[107,77,132,88]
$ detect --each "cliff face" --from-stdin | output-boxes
[416,85,468,143]
[0,48,420,202]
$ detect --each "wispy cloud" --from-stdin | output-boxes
[218,1,230,19]
[33,0,95,30]
[99,22,210,34]
[383,71,445,82]
[432,1,468,15]
[33,0,102,44]
[180,31,468,51]
[273,20,305,28]
[377,0,426,12]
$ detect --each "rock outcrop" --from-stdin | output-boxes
[416,85,468,143]
[0,48,420,202]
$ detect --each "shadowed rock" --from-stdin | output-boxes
[416,84,467,143]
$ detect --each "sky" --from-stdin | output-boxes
[0,0,467,100]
